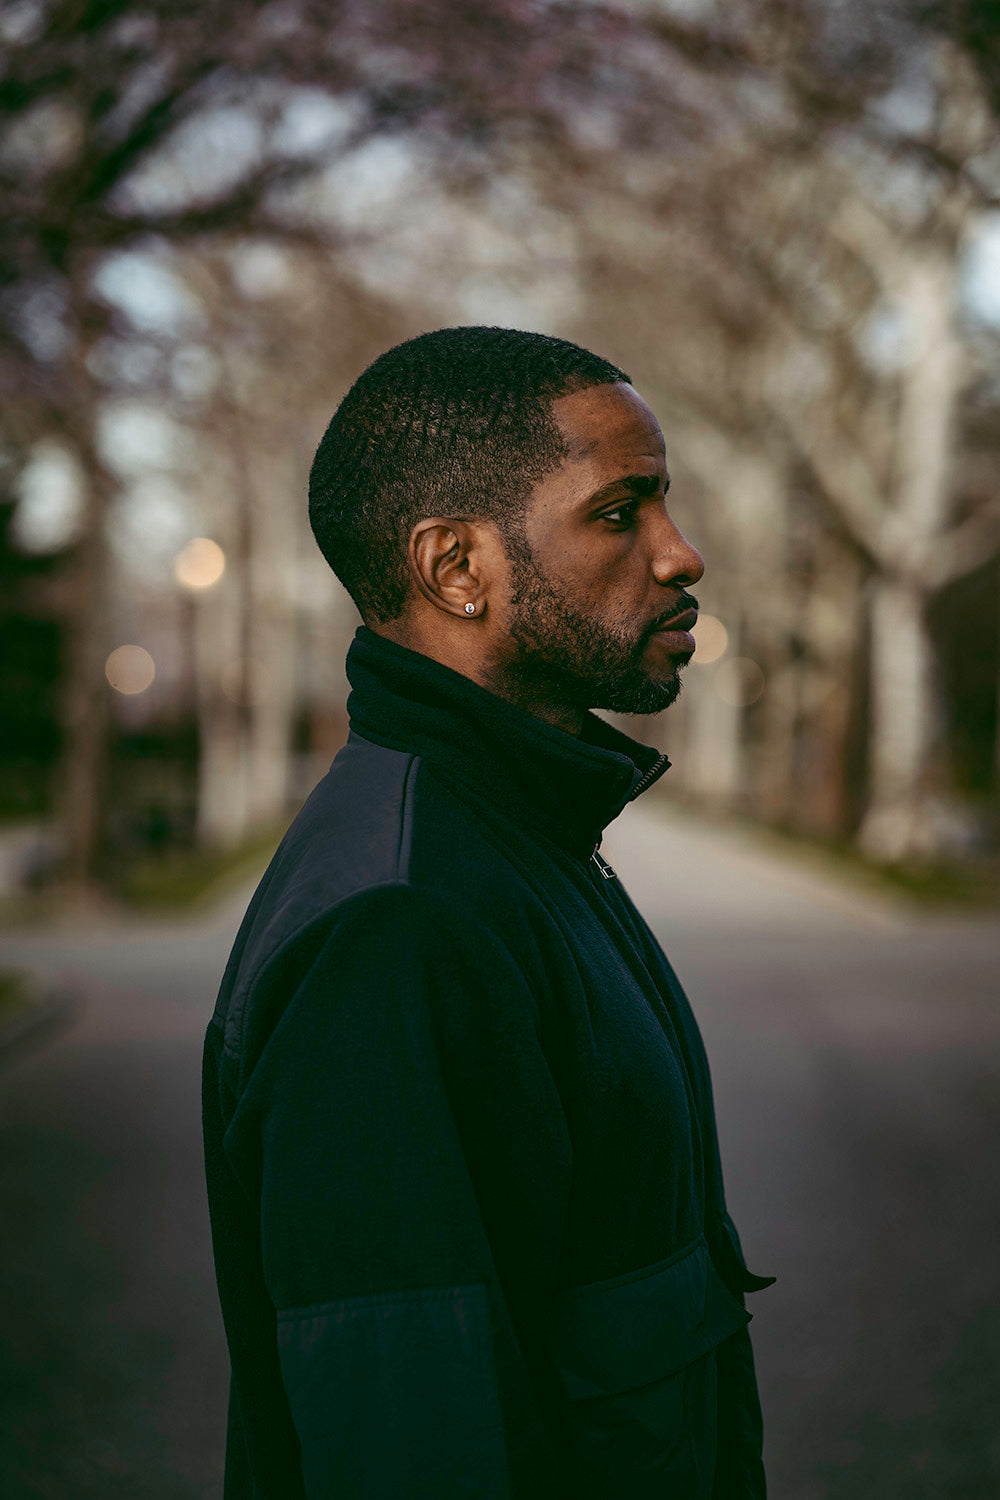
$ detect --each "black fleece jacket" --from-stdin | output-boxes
[203,626,772,1500]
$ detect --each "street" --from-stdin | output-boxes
[2,800,999,1499]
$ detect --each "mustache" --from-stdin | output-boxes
[647,593,699,634]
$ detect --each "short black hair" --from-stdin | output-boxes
[308,325,629,621]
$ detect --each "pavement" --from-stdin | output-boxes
[605,802,1000,1500]
[1,800,998,1499]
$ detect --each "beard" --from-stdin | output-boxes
[499,533,685,716]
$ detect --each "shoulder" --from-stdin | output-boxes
[211,736,413,1052]
[212,736,557,1064]
[226,732,549,983]
[220,876,551,1103]
[253,735,419,937]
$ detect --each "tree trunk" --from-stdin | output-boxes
[858,575,938,859]
[58,282,115,894]
[723,450,793,821]
[244,452,297,829]
[683,665,744,806]
[797,675,855,838]
[59,450,109,889]
[665,429,788,816]
[193,571,249,850]
[996,558,1000,793]
[859,251,960,859]
[210,426,296,834]
[683,595,745,807]
[795,534,864,837]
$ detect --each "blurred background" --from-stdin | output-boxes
[1,1,999,1497]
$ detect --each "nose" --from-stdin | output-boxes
[652,512,705,588]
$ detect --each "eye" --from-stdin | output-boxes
[601,499,641,529]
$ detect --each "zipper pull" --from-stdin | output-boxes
[591,845,617,879]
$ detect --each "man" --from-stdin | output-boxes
[203,326,773,1500]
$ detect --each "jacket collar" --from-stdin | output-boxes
[345,626,671,859]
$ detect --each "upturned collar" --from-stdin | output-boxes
[345,627,671,860]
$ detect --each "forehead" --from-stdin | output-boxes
[549,381,665,469]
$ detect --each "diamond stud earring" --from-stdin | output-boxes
[464,602,476,615]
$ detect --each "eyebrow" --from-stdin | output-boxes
[582,472,670,508]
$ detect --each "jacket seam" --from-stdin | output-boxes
[225,751,421,1066]
[395,751,419,878]
[560,1232,707,1301]
[276,1280,488,1321]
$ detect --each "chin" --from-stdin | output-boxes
[591,669,682,716]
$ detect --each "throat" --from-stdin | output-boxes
[478,663,586,736]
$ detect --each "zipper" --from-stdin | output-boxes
[590,753,671,880]
[626,752,671,804]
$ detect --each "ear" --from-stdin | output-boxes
[409,517,487,618]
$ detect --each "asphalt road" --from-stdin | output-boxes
[1,801,998,1499]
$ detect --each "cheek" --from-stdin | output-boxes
[528,526,645,612]
[558,531,638,583]
[582,542,647,604]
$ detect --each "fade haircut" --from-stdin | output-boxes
[308,326,629,622]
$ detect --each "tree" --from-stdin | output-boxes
[0,0,690,884]
[3,0,999,886]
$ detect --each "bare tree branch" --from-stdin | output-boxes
[925,500,1000,588]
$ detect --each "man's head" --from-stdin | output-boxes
[309,326,704,732]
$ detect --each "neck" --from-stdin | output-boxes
[477,662,586,737]
[368,620,587,737]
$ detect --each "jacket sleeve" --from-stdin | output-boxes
[225,882,573,1500]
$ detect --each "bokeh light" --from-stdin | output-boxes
[105,644,155,695]
[691,613,728,664]
[174,536,226,590]
[714,656,765,707]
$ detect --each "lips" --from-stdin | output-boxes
[652,607,698,633]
